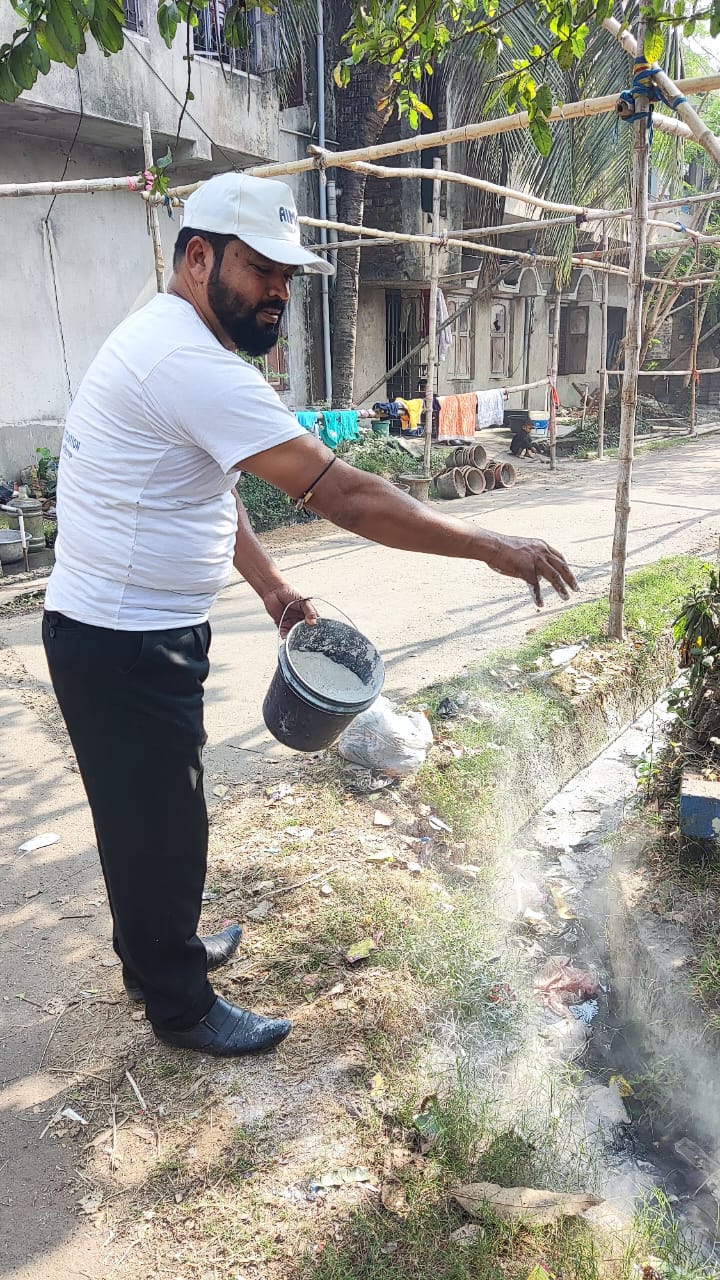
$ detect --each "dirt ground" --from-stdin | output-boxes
[2,439,720,1279]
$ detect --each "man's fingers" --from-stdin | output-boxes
[548,554,580,593]
[301,597,318,626]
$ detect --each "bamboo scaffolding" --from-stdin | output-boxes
[597,232,609,460]
[142,113,165,293]
[609,24,650,640]
[548,292,562,471]
[423,159,443,479]
[689,246,701,438]
[603,17,720,167]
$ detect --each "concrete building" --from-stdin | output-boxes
[0,3,325,479]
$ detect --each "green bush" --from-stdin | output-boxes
[236,474,316,534]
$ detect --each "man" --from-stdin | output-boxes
[44,172,578,1059]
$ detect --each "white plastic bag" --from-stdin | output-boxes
[338,695,434,777]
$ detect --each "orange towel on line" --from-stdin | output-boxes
[438,392,477,441]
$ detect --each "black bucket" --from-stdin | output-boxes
[262,616,384,752]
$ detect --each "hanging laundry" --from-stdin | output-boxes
[397,398,425,433]
[436,290,453,362]
[476,389,505,429]
[295,410,320,433]
[372,400,405,419]
[437,392,477,442]
[320,410,360,449]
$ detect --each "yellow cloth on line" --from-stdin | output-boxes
[397,398,424,431]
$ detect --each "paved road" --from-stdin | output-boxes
[5,440,720,791]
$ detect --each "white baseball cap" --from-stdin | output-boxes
[181,172,335,276]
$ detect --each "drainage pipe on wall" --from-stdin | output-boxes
[316,0,333,404]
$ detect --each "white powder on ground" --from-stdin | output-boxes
[291,651,368,700]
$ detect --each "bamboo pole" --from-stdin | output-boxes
[356,264,513,406]
[609,25,650,641]
[505,376,550,395]
[603,17,720,167]
[422,159,442,480]
[597,232,609,460]
[142,113,166,293]
[548,290,562,472]
[689,244,701,438]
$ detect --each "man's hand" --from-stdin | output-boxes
[484,535,579,607]
[261,585,318,637]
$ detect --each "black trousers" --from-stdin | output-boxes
[43,611,216,1031]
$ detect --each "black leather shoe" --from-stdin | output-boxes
[123,924,243,1002]
[153,997,292,1056]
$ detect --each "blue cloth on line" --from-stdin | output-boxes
[320,410,359,448]
[295,411,320,433]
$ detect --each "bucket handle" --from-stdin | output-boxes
[277,596,361,646]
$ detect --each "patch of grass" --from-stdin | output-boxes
[417,558,707,840]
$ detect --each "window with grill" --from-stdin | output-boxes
[193,3,279,73]
[122,0,143,33]
[490,301,509,377]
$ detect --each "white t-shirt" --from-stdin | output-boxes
[45,293,305,629]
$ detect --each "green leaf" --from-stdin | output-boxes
[155,147,172,170]
[47,0,85,54]
[529,115,553,156]
[0,59,22,101]
[535,82,553,115]
[9,40,37,88]
[644,26,664,61]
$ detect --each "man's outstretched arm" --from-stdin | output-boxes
[236,436,579,608]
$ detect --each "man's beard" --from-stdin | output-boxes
[207,272,284,357]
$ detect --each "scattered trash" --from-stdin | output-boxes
[309,1167,373,1191]
[78,1191,104,1215]
[428,814,452,833]
[487,982,517,1008]
[338,695,434,777]
[283,826,315,841]
[527,1266,556,1280]
[246,901,272,922]
[373,810,394,827]
[366,849,394,864]
[559,854,580,877]
[61,1107,88,1126]
[584,1083,630,1129]
[450,1224,485,1246]
[549,644,583,667]
[344,937,377,963]
[437,697,459,718]
[319,883,334,897]
[609,1074,634,1098]
[549,884,577,920]
[569,1000,599,1024]
[451,1182,603,1224]
[533,955,600,1013]
[212,785,229,798]
[18,833,59,854]
[674,1137,712,1169]
[522,907,553,933]
[369,1072,385,1099]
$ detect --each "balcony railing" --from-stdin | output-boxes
[122,0,143,34]
[193,4,279,74]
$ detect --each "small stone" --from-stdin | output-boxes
[246,900,271,922]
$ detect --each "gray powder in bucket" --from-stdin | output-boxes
[290,651,368,701]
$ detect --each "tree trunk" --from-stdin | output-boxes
[328,15,393,407]
[608,23,650,640]
[331,167,369,406]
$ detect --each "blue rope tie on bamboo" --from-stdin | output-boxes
[616,57,687,144]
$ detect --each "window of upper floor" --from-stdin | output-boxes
[193,2,279,75]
